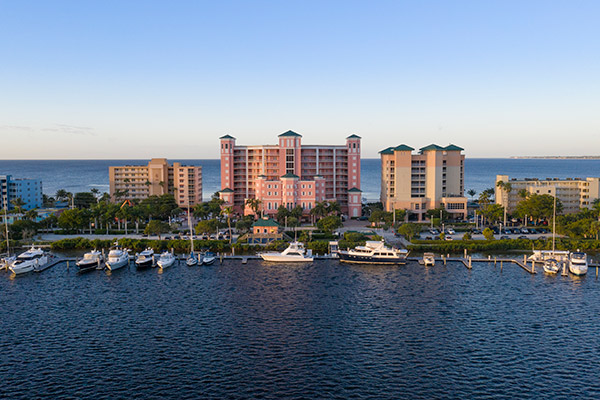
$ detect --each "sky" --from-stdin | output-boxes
[1,0,599,159]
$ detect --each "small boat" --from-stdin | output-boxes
[76,249,103,271]
[186,252,199,266]
[260,242,313,262]
[1,254,16,271]
[106,245,129,271]
[529,250,570,263]
[543,258,561,274]
[9,247,49,275]
[338,241,409,265]
[202,252,216,265]
[422,252,435,266]
[569,251,588,275]
[157,251,176,269]
[135,248,155,268]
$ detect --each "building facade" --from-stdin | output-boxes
[0,175,43,211]
[379,144,467,221]
[219,131,362,217]
[109,158,202,207]
[495,175,600,214]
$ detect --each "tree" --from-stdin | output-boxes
[195,219,218,235]
[515,194,561,223]
[24,209,38,221]
[55,189,71,202]
[10,198,25,214]
[425,208,449,223]
[58,209,87,232]
[144,220,170,239]
[193,202,211,220]
[397,223,422,241]
[326,201,341,216]
[462,232,472,240]
[290,205,303,220]
[496,181,512,227]
[310,202,328,220]
[369,209,392,226]
[394,209,407,224]
[316,215,343,233]
[483,227,495,240]
[74,192,97,209]
[221,206,234,245]
[276,206,290,225]
[235,215,254,233]
[245,198,262,219]
[467,189,476,201]
[42,194,55,208]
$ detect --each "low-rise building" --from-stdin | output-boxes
[109,158,202,208]
[379,144,467,221]
[495,175,600,214]
[247,218,283,244]
[0,175,43,211]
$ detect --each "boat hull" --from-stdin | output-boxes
[106,258,129,270]
[186,257,198,266]
[76,260,100,271]
[202,257,215,265]
[338,252,406,265]
[569,264,588,275]
[9,264,36,275]
[157,258,175,269]
[260,254,313,262]
[135,259,154,269]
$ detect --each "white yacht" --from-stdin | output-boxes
[76,249,103,271]
[157,251,176,269]
[106,246,129,270]
[260,242,313,262]
[569,251,588,276]
[135,248,155,268]
[186,252,199,266]
[1,254,16,271]
[202,252,216,265]
[338,241,409,265]
[422,252,435,266]
[543,258,561,274]
[9,247,48,275]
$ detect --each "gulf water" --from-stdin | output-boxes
[1,259,599,399]
[3,158,600,202]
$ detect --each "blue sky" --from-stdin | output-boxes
[1,1,599,159]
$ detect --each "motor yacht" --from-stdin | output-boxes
[260,242,313,262]
[157,251,176,269]
[76,249,103,271]
[9,247,48,275]
[135,248,155,268]
[202,252,216,265]
[106,246,129,271]
[338,241,409,265]
[422,252,435,266]
[543,258,561,274]
[569,251,588,275]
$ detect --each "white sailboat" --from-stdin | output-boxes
[543,195,562,274]
[1,201,16,271]
[186,209,199,266]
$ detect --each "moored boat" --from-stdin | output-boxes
[202,252,216,265]
[9,247,48,275]
[135,248,155,268]
[338,241,409,265]
[106,245,129,270]
[260,242,313,262]
[422,252,435,266]
[543,258,561,274]
[76,249,103,271]
[569,251,588,275]
[157,251,176,269]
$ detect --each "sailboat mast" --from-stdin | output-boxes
[552,194,556,253]
[3,200,9,256]
[188,206,194,254]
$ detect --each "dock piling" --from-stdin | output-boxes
[494,256,497,266]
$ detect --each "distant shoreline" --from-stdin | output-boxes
[510,156,600,160]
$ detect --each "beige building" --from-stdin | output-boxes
[380,144,467,221]
[109,158,202,208]
[495,175,600,214]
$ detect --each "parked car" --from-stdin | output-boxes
[430,229,440,235]
[517,235,529,240]
[445,236,453,241]
[528,228,538,234]
[520,228,529,234]
[446,228,456,235]
[500,235,510,240]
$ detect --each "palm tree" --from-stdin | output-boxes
[311,201,328,220]
[10,198,25,214]
[496,181,512,228]
[467,189,476,201]
[326,201,341,216]
[24,209,38,221]
[55,189,70,202]
[221,206,234,245]
[245,198,262,219]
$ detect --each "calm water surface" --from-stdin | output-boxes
[1,260,599,399]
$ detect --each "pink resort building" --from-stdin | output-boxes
[219,130,362,218]
[380,144,468,221]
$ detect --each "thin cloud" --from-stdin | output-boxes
[42,124,95,136]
